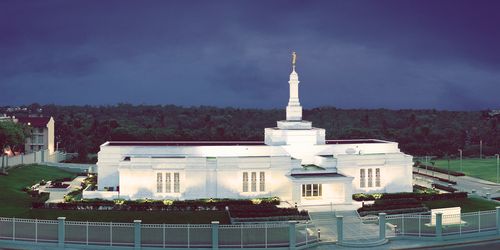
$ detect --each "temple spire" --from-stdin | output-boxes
[286,51,302,121]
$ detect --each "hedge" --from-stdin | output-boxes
[353,192,467,201]
[358,198,425,213]
[229,204,307,218]
[432,183,458,193]
[359,207,429,216]
[32,192,50,208]
[35,197,281,211]
[414,163,465,176]
[413,171,457,185]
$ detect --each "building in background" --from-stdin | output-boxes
[16,117,55,154]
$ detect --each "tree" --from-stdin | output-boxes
[0,121,29,154]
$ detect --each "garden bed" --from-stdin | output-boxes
[353,191,467,201]
[228,204,308,222]
[432,183,458,193]
[36,197,282,211]
[46,182,70,189]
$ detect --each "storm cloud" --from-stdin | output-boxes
[0,0,498,110]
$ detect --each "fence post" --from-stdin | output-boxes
[134,220,141,250]
[435,213,442,240]
[58,217,66,248]
[288,221,297,250]
[212,221,219,250]
[496,207,500,235]
[336,215,343,244]
[379,213,386,240]
[41,150,45,162]
[21,154,24,165]
[12,218,15,241]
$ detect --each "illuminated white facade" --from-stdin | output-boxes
[85,56,413,205]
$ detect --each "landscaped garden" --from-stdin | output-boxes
[430,157,499,183]
[0,164,308,224]
[354,187,500,216]
[0,164,230,223]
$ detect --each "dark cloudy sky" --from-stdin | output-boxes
[0,0,499,110]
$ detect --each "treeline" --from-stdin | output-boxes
[5,104,499,161]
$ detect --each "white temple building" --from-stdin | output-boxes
[84,53,413,206]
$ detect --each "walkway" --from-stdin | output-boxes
[305,204,380,244]
[39,176,86,203]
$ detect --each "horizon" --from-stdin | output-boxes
[1,0,499,111]
[1,102,493,113]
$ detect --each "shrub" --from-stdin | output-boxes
[32,192,50,208]
[432,183,457,193]
[353,192,466,201]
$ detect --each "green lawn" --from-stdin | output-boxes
[423,197,499,213]
[431,157,499,183]
[0,164,229,224]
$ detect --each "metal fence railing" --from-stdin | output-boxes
[0,217,318,249]
[385,210,498,238]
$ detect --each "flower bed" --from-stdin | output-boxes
[46,182,70,189]
[353,192,467,201]
[35,197,282,211]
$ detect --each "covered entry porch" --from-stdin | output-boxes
[290,172,354,206]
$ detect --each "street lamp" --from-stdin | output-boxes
[496,154,499,184]
[458,149,463,172]
[480,140,483,159]
[446,154,450,180]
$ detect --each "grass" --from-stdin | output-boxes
[431,157,499,183]
[423,197,499,213]
[0,164,229,224]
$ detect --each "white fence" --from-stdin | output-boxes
[385,210,499,238]
[0,217,318,249]
[1,150,67,168]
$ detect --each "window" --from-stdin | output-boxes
[156,173,163,193]
[360,169,366,188]
[251,172,257,192]
[174,173,180,193]
[158,172,178,194]
[259,172,265,192]
[243,171,266,193]
[165,173,171,193]
[375,168,381,187]
[242,172,249,192]
[368,169,373,188]
[301,184,322,197]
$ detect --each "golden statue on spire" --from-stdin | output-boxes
[292,51,297,66]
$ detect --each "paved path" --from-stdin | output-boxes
[312,234,500,250]
[305,205,379,244]
[39,176,85,203]
[413,167,500,198]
